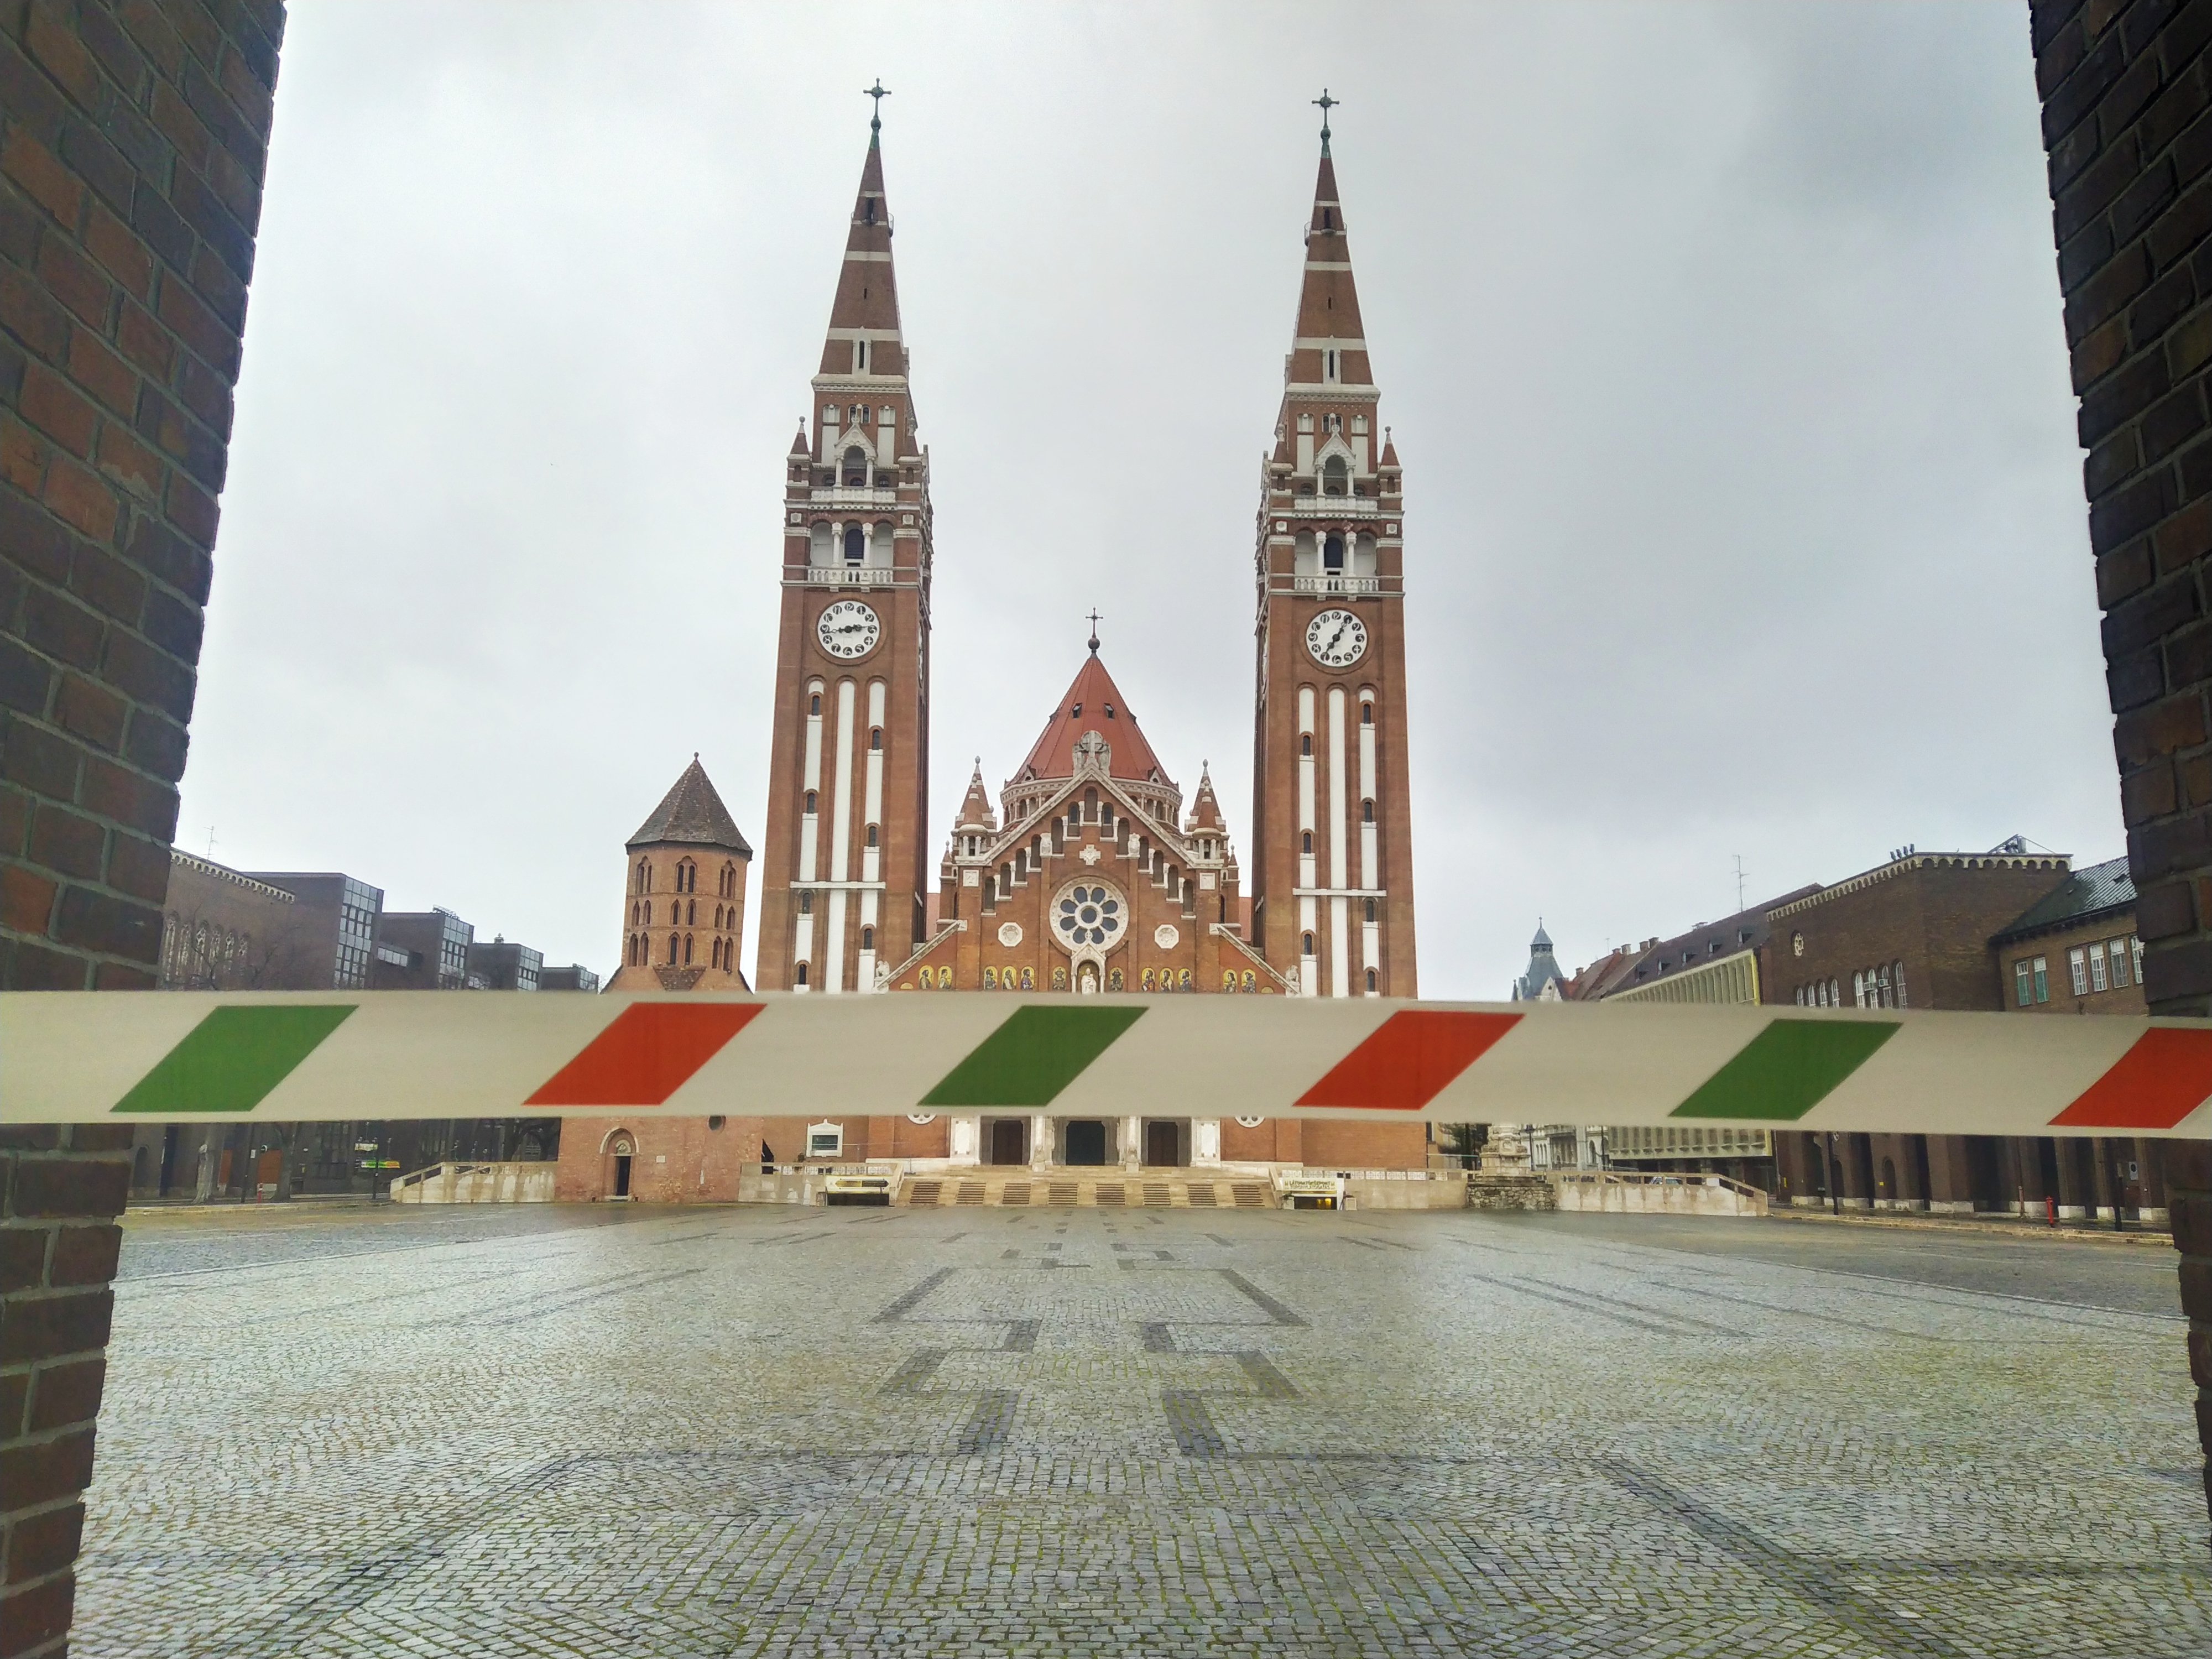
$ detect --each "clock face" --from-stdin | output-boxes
[1305,608,1368,668]
[816,599,881,660]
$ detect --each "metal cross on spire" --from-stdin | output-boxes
[1086,609,1103,653]
[1314,88,1339,154]
[865,78,890,138]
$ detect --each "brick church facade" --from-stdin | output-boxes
[561,102,1426,1198]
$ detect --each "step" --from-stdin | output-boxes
[895,1176,1262,1209]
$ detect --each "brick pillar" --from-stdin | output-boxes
[2174,1144,2212,1526]
[2017,1136,2054,1217]
[0,1124,128,1659]
[2056,1136,2093,1219]
[1924,1135,1977,1215]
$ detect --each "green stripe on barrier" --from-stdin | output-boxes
[112,1005,356,1115]
[918,1005,1145,1107]
[1669,1019,1897,1121]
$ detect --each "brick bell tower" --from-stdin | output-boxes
[1250,96,1419,998]
[754,87,935,993]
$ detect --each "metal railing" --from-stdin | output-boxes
[1553,1170,1771,1201]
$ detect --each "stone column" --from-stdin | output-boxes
[1,1125,131,1659]
[2140,1139,2172,1228]
[1121,1115,1141,1173]
[1030,1113,1050,1173]
[2054,1138,2091,1221]
[1193,1119,1222,1167]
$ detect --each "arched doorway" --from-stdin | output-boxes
[1064,1121,1107,1165]
[604,1130,636,1201]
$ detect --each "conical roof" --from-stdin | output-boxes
[954,760,997,830]
[628,757,752,854]
[1015,651,1166,785]
[1187,764,1225,831]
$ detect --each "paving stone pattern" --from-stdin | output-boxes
[73,1203,2212,1657]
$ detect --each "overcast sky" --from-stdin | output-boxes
[182,2,2107,997]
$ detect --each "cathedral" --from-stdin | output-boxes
[558,95,1427,1199]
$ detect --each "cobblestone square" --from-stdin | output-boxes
[77,1203,2211,1657]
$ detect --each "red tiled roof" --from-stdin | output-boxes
[1015,653,1167,785]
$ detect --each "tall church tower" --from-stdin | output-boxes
[1250,101,1419,998]
[754,93,934,993]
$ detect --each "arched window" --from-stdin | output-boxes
[865,824,879,847]
[842,446,868,487]
[796,963,809,987]
[1361,702,1373,725]
[1323,534,1345,571]
[1302,831,1313,854]
[810,693,822,716]
[870,727,882,750]
[667,932,680,964]
[685,899,695,925]
[684,934,693,964]
[634,859,648,891]
[861,926,874,950]
[843,525,865,562]
[798,891,812,914]
[1300,733,1313,756]
[1322,455,1348,497]
[1364,898,1377,923]
[1361,799,1374,823]
[1302,931,1316,955]
[1366,967,1378,992]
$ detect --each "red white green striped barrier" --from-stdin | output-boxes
[4,993,2209,1134]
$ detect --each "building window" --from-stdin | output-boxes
[2015,959,2032,1007]
[1361,703,1373,724]
[684,933,693,964]
[811,693,821,715]
[668,933,680,964]
[1301,733,1313,756]
[861,926,874,951]
[866,825,879,847]
[2089,944,2108,992]
[1365,967,1378,993]
[796,963,808,987]
[1324,534,1345,571]
[1361,799,1374,823]
[2032,956,2048,1003]
[798,891,812,914]
[1302,831,1313,854]
[1893,961,1907,1009]
[843,525,865,562]
[1302,931,1316,955]
[1364,898,1376,923]
[870,727,883,750]
[805,790,817,814]
[2068,947,2088,996]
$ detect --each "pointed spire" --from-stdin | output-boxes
[1188,763,1226,832]
[1285,108,1369,391]
[816,120,905,382]
[955,758,997,831]
[790,420,809,456]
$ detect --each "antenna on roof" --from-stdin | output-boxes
[1733,853,1746,911]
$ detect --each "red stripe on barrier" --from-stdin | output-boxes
[2048,1026,2212,1129]
[525,1003,764,1107]
[1294,1010,1521,1111]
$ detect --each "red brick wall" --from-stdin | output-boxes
[2031,0,2212,1532]
[1,0,282,991]
[0,1123,129,1659]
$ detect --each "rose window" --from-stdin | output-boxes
[1053,882,1125,951]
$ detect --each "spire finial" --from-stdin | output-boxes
[865,78,890,145]
[1085,608,1102,654]
[1313,88,1338,155]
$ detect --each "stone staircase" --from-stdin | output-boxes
[899,1173,1274,1209]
